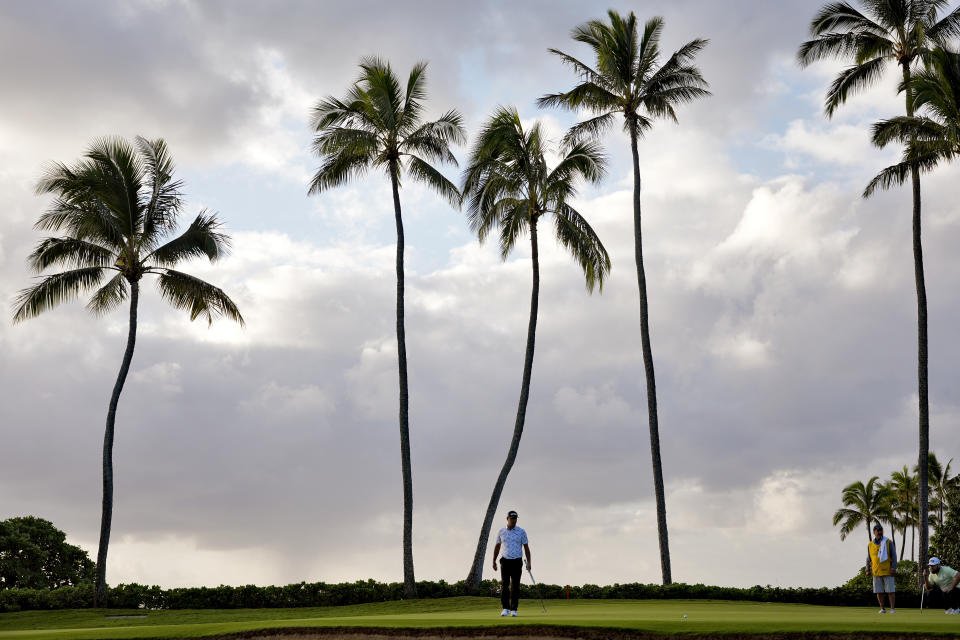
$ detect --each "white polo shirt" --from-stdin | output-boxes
[497,526,528,559]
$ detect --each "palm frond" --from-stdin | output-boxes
[28,237,116,272]
[155,269,244,327]
[498,202,530,260]
[809,2,886,37]
[561,112,618,147]
[135,136,183,245]
[929,6,960,42]
[12,267,107,323]
[405,155,461,208]
[147,210,231,266]
[86,272,128,315]
[799,32,864,65]
[538,82,622,114]
[552,203,611,292]
[825,57,890,117]
[399,60,428,134]
[871,115,947,147]
[308,148,375,195]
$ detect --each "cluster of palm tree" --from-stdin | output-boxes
[799,0,960,572]
[14,9,705,603]
[309,10,710,594]
[13,1,960,606]
[834,453,960,561]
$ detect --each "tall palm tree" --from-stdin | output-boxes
[538,11,710,585]
[799,0,960,572]
[309,57,465,598]
[12,136,244,606]
[889,466,919,560]
[833,476,894,540]
[461,106,610,591]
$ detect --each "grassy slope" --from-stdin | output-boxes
[3,597,960,639]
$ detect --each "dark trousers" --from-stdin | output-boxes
[928,587,960,610]
[500,557,523,610]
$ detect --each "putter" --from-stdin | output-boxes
[526,562,547,613]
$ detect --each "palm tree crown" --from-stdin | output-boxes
[833,476,893,540]
[537,11,710,143]
[797,0,960,116]
[309,56,465,204]
[13,136,243,325]
[462,106,610,289]
[866,46,960,195]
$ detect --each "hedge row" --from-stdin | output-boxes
[0,577,922,612]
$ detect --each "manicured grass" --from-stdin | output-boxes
[3,597,960,639]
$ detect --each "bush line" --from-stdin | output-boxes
[0,579,923,612]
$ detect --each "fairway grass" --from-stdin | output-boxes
[3,597,960,639]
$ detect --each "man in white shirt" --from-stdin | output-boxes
[924,556,960,613]
[491,509,531,617]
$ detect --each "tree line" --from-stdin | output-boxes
[10,2,960,606]
[834,452,959,562]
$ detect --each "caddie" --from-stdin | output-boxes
[866,523,897,613]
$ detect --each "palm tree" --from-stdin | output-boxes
[461,106,610,591]
[12,136,244,606]
[889,466,919,560]
[538,11,710,585]
[833,476,894,541]
[799,0,960,572]
[309,57,465,598]
[908,451,959,530]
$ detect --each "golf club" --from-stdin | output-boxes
[921,584,925,614]
[526,562,547,613]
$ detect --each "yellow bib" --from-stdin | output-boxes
[868,538,893,576]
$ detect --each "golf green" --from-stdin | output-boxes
[2,597,959,639]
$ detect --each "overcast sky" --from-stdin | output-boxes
[2,0,960,591]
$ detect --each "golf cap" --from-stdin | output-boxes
[929,557,942,566]
[507,510,518,518]
[873,523,883,531]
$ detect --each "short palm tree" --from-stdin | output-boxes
[833,476,894,540]
[12,136,244,606]
[539,11,710,585]
[889,466,919,559]
[309,57,465,598]
[799,0,960,570]
[461,106,610,591]
[910,451,959,530]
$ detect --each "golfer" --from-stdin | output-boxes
[492,509,531,617]
[866,523,897,613]
[924,557,960,613]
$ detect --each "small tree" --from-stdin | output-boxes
[0,517,94,589]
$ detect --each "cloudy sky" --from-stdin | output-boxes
[3,0,960,591]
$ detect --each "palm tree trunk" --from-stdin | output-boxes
[903,63,930,581]
[629,120,671,585]
[389,165,417,599]
[900,523,906,561]
[94,279,138,607]
[465,217,540,592]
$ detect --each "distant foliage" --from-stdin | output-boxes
[930,502,960,568]
[0,578,914,612]
[0,517,94,590]
[843,560,919,594]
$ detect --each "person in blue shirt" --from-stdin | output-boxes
[491,510,531,617]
